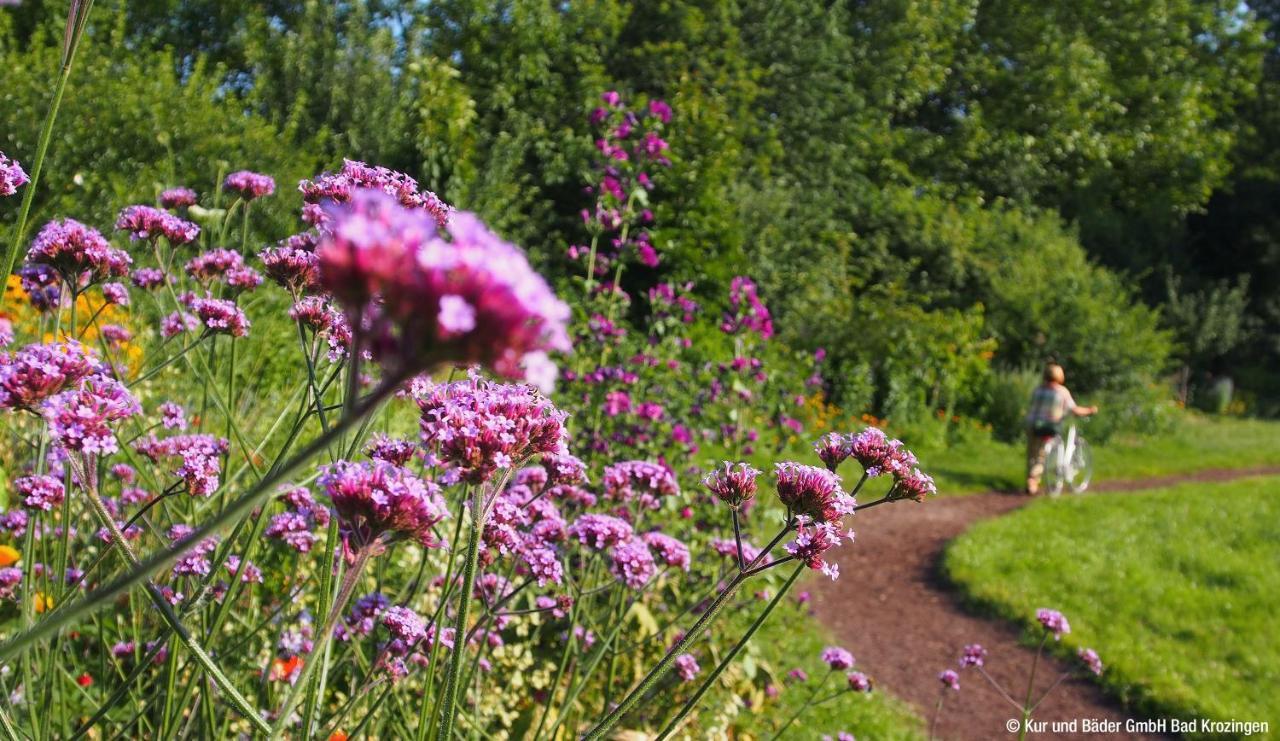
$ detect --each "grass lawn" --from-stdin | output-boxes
[941,476,1280,728]
[918,413,1280,494]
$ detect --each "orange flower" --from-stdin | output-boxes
[35,593,54,613]
[0,544,20,567]
[76,673,93,687]
[328,733,349,741]
[269,655,303,682]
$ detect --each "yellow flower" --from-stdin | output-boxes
[35,592,54,613]
[0,544,20,567]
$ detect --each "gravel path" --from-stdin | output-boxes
[810,466,1280,740]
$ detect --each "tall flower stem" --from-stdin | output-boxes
[928,690,946,740]
[584,565,756,740]
[1,0,96,300]
[74,456,270,734]
[767,669,835,741]
[1018,633,1049,741]
[436,494,484,741]
[268,544,376,740]
[657,562,805,738]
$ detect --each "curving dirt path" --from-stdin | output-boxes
[810,466,1280,740]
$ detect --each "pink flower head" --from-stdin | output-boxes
[0,341,100,410]
[601,90,621,107]
[265,486,330,553]
[846,427,897,476]
[131,267,166,290]
[1077,648,1103,675]
[821,646,855,670]
[260,235,322,293]
[223,170,275,200]
[187,295,250,337]
[893,468,936,502]
[774,462,852,522]
[1036,609,1071,640]
[27,219,131,284]
[416,376,568,485]
[0,567,24,600]
[602,460,679,510]
[115,205,199,245]
[366,434,417,466]
[814,432,850,472]
[316,191,569,385]
[720,276,773,339]
[938,669,960,691]
[648,99,672,124]
[610,538,657,589]
[319,460,449,551]
[382,605,427,644]
[159,187,197,209]
[641,531,691,571]
[16,475,65,512]
[185,249,243,281]
[1,152,29,196]
[567,513,633,550]
[960,644,987,668]
[543,453,588,485]
[42,376,142,455]
[703,462,761,508]
[300,159,451,228]
[674,653,700,682]
[224,266,263,292]
[101,282,129,306]
[134,433,230,497]
[847,672,872,692]
[158,401,187,430]
[785,519,850,580]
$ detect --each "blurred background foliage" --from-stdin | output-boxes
[3,0,1278,436]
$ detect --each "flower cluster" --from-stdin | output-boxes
[821,646,855,671]
[265,487,332,553]
[185,294,251,337]
[260,234,321,294]
[319,460,449,551]
[15,475,65,512]
[42,376,141,455]
[0,341,100,410]
[703,462,761,508]
[1036,608,1071,639]
[315,190,569,384]
[116,205,200,245]
[1,152,29,196]
[224,170,276,200]
[720,276,773,339]
[134,433,230,496]
[774,462,853,522]
[27,219,131,285]
[601,460,679,511]
[300,159,451,229]
[416,376,568,485]
[159,187,197,209]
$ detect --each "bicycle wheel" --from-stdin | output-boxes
[1041,437,1067,497]
[1065,437,1093,493]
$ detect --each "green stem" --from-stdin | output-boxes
[583,569,752,740]
[437,500,484,741]
[268,544,375,740]
[767,669,835,741]
[1018,633,1049,741]
[1,1,97,301]
[657,563,804,739]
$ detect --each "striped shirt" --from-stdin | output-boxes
[1026,384,1076,426]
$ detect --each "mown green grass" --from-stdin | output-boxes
[942,476,1280,729]
[918,413,1280,494]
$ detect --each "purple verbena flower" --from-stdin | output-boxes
[27,219,131,283]
[821,646,855,671]
[115,205,199,245]
[224,170,276,200]
[16,475,65,512]
[42,376,141,455]
[1036,609,1071,640]
[0,152,29,196]
[703,461,760,507]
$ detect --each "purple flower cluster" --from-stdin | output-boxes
[481,486,567,586]
[131,267,166,290]
[821,646,855,670]
[720,276,773,339]
[847,672,872,692]
[1,152,29,196]
[260,236,322,294]
[703,462,760,508]
[115,205,200,245]
[959,643,987,668]
[0,341,100,410]
[300,159,451,229]
[567,513,633,550]
[610,538,657,589]
[27,219,131,284]
[42,376,141,455]
[16,475,65,512]
[938,669,960,691]
[185,294,250,337]
[317,192,569,384]
[1036,608,1071,639]
[641,531,690,571]
[159,187,197,209]
[674,653,700,682]
[265,486,332,553]
[602,460,679,510]
[223,170,276,200]
[1077,647,1103,675]
[775,462,853,522]
[134,433,230,496]
[319,460,449,551]
[416,376,568,485]
[185,249,243,281]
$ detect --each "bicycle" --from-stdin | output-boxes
[1042,420,1093,496]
